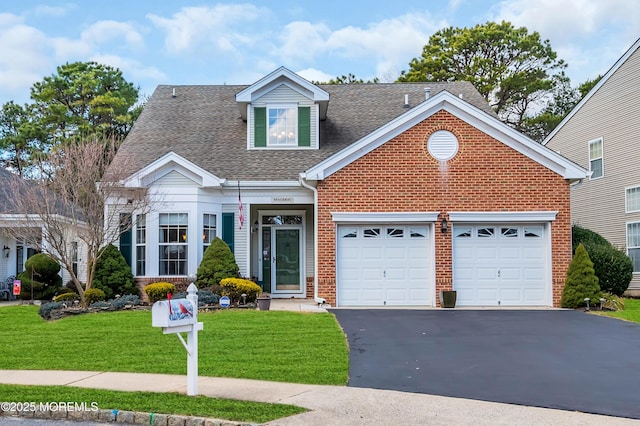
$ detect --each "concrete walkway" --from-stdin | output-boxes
[1,369,639,425]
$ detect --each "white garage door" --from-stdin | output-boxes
[337,225,432,306]
[453,224,547,306]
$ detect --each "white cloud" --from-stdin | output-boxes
[33,5,68,17]
[0,22,52,95]
[275,21,331,63]
[296,68,334,83]
[81,20,145,50]
[147,5,266,54]
[490,0,640,82]
[325,13,444,78]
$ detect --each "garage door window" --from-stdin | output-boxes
[340,227,358,238]
[387,228,404,238]
[501,227,518,238]
[524,227,543,238]
[410,227,428,238]
[455,227,472,238]
[478,228,495,238]
[364,228,381,238]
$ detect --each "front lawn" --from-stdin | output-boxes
[0,384,305,423]
[596,298,640,323]
[0,306,348,385]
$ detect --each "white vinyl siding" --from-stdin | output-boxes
[589,137,603,179]
[156,170,195,186]
[627,222,640,273]
[626,186,640,213]
[223,204,247,276]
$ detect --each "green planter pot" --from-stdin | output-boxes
[439,290,457,308]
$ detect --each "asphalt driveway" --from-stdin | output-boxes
[331,309,640,419]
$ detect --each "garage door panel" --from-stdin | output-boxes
[454,224,547,306]
[338,224,432,306]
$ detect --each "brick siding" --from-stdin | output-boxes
[316,110,572,307]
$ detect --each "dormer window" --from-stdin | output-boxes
[269,106,297,146]
[253,104,311,149]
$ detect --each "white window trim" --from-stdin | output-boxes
[627,221,640,274]
[267,104,298,147]
[448,211,558,222]
[588,137,604,180]
[625,185,640,213]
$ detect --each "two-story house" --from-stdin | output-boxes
[544,37,640,292]
[109,67,586,307]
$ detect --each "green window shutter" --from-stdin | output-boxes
[298,106,311,147]
[254,107,266,147]
[222,213,235,253]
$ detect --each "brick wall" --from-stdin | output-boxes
[316,110,572,307]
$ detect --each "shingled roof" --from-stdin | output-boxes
[115,81,494,182]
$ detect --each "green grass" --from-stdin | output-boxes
[0,306,348,385]
[0,384,305,423]
[596,298,640,323]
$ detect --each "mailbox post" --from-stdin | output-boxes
[152,283,203,396]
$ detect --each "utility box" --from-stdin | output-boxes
[152,299,196,328]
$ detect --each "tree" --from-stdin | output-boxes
[561,243,601,308]
[30,61,140,142]
[398,21,566,130]
[92,244,137,299]
[196,237,240,288]
[0,137,151,307]
[315,73,379,84]
[18,253,62,300]
[0,102,48,177]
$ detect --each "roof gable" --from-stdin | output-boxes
[123,152,225,188]
[235,66,329,120]
[543,37,640,144]
[304,90,587,183]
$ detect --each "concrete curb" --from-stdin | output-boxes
[0,407,258,425]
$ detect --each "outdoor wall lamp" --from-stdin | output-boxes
[251,220,259,233]
[441,217,448,233]
[2,245,9,258]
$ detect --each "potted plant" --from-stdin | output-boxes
[256,292,271,311]
[439,290,457,308]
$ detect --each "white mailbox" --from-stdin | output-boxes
[152,298,196,328]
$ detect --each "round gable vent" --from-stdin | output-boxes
[427,130,458,161]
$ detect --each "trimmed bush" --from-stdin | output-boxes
[53,292,79,302]
[110,295,143,309]
[220,278,262,303]
[571,225,633,296]
[572,225,609,253]
[588,244,633,296]
[144,282,177,304]
[196,237,239,288]
[92,244,137,298]
[84,288,106,305]
[561,244,601,308]
[173,289,220,306]
[18,253,62,300]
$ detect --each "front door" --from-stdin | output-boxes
[274,228,301,292]
[260,219,304,295]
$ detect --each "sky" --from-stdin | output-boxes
[1,0,639,106]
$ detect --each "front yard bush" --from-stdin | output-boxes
[572,225,633,296]
[220,278,262,303]
[196,237,239,287]
[144,282,176,303]
[561,243,601,308]
[84,288,106,305]
[53,292,79,303]
[92,244,137,298]
[18,253,62,300]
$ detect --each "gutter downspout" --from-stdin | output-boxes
[299,173,326,305]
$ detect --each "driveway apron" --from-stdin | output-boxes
[331,309,640,419]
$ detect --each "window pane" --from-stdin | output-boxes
[589,139,602,158]
[629,248,640,273]
[364,228,381,238]
[478,228,495,238]
[628,223,640,248]
[454,227,472,238]
[410,227,427,238]
[501,227,518,238]
[340,227,357,238]
[627,187,640,212]
[268,107,297,145]
[387,228,404,238]
[590,158,603,179]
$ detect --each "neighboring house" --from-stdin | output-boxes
[544,37,640,292]
[110,66,586,307]
[0,167,86,286]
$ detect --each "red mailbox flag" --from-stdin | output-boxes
[13,280,21,296]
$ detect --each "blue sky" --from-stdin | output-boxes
[1,0,638,105]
